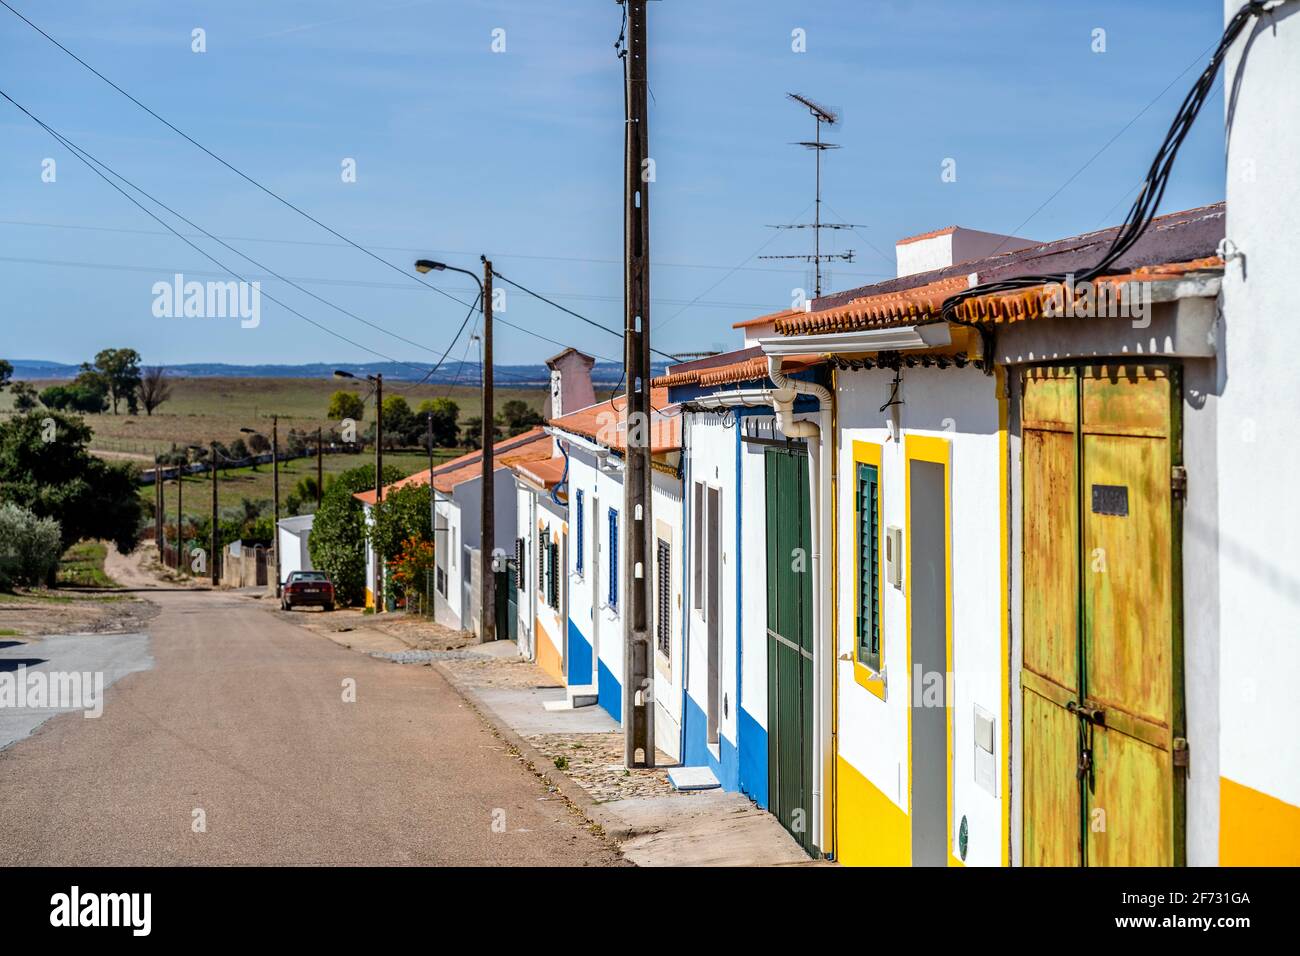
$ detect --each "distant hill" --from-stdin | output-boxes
[2,359,660,387]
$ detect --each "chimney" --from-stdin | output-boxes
[895,225,1039,278]
[544,347,596,419]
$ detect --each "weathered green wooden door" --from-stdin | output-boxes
[765,444,815,855]
[1021,364,1184,866]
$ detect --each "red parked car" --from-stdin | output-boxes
[281,571,335,611]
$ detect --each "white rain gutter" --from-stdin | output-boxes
[685,387,775,410]
[757,323,950,357]
[544,426,625,473]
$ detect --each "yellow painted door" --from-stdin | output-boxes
[1081,366,1178,866]
[1021,364,1182,866]
[1021,367,1082,866]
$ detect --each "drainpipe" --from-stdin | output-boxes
[767,354,833,852]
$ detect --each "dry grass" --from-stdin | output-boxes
[0,376,547,460]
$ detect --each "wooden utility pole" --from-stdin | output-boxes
[316,427,323,507]
[176,466,183,570]
[374,373,384,610]
[621,0,655,768]
[272,415,280,595]
[480,256,496,643]
[210,441,219,586]
[154,460,163,552]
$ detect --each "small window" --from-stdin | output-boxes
[857,462,881,672]
[548,541,560,610]
[576,489,585,575]
[656,538,671,657]
[692,481,704,610]
[537,527,545,595]
[515,536,525,590]
[608,508,619,610]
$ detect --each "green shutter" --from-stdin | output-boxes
[857,463,881,672]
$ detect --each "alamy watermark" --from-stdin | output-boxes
[1043,274,1151,328]
[152,273,261,328]
[0,665,104,718]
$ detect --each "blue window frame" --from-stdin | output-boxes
[576,489,585,575]
[608,507,619,610]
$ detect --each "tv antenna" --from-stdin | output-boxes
[758,92,864,298]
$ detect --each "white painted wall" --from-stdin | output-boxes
[835,365,1005,866]
[1218,0,1300,812]
[558,437,682,758]
[683,413,742,756]
[535,490,567,665]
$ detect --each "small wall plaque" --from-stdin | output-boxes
[1091,484,1129,516]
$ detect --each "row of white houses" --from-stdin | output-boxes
[370,10,1299,865]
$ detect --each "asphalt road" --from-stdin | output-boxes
[0,575,619,866]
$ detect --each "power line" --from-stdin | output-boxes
[0,218,890,280]
[655,200,814,332]
[0,87,432,376]
[2,137,468,360]
[0,0,476,314]
[491,269,678,361]
[0,251,784,310]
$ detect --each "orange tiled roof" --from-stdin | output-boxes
[776,276,969,336]
[732,307,803,330]
[548,388,681,454]
[653,353,822,388]
[896,225,958,246]
[354,427,551,504]
[515,455,567,491]
[775,258,1223,336]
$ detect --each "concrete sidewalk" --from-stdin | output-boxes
[423,643,818,867]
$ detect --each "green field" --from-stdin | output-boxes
[0,375,547,462]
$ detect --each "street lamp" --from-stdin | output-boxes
[414,256,496,643]
[241,420,280,594]
[335,368,384,609]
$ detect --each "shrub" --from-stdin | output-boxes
[307,463,404,607]
[0,502,63,589]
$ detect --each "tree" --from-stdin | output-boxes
[39,383,108,413]
[138,366,173,415]
[379,395,415,448]
[500,398,544,437]
[229,437,250,462]
[246,432,270,456]
[0,502,62,589]
[11,382,38,411]
[88,348,143,415]
[461,415,502,451]
[0,359,12,391]
[417,397,460,448]
[368,483,432,574]
[0,410,143,555]
[327,390,364,422]
[306,462,404,607]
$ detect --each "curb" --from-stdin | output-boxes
[429,661,638,846]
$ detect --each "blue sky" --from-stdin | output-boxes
[0,1,1228,370]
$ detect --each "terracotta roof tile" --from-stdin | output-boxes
[896,225,958,246]
[732,307,803,330]
[354,427,551,504]
[653,353,822,388]
[775,258,1223,336]
[548,388,681,454]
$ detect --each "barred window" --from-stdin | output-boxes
[575,489,585,575]
[607,508,619,610]
[656,538,671,657]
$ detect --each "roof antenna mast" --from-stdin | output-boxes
[760,92,863,299]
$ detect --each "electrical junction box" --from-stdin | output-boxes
[974,705,997,796]
[885,526,903,589]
